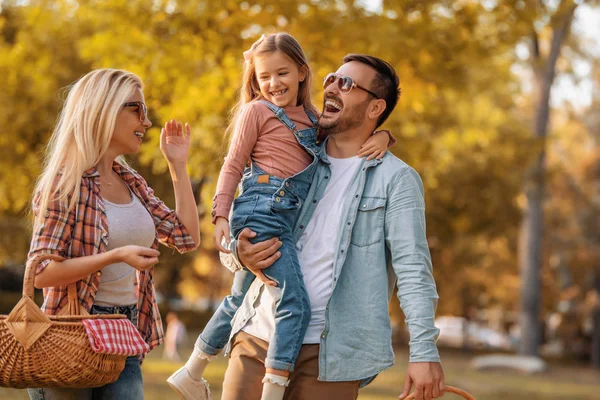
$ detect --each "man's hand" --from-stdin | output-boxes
[399,362,445,400]
[237,228,282,286]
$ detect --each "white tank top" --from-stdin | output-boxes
[94,190,156,307]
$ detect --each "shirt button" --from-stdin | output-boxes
[312,200,317,204]
[96,271,102,276]
[347,222,351,225]
[300,225,304,229]
[298,133,303,138]
[341,249,344,253]
[45,211,50,217]
[355,194,359,198]
[276,197,281,202]
[285,182,290,187]
[321,333,326,339]
[279,190,285,196]
[362,204,367,208]
[325,176,329,179]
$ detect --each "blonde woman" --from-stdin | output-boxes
[26,69,200,400]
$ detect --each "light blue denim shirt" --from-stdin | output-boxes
[222,145,440,384]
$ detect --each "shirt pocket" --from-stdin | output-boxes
[350,196,386,247]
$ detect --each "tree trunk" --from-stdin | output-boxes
[518,1,577,356]
[592,267,600,369]
[519,163,545,355]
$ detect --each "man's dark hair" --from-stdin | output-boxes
[342,54,400,128]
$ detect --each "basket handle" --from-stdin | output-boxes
[404,386,475,400]
[23,253,86,316]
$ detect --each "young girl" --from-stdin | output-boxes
[167,33,392,400]
[27,69,200,400]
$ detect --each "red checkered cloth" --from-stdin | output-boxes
[82,319,150,356]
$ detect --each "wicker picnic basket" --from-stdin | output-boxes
[405,385,476,400]
[0,254,128,389]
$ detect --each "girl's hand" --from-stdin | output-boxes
[214,217,231,253]
[114,245,160,271]
[357,130,391,161]
[161,119,191,166]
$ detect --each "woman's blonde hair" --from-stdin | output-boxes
[33,69,143,221]
[227,33,316,136]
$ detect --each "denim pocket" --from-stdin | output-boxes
[271,191,301,213]
[230,195,259,230]
[350,197,386,247]
[90,305,138,325]
[27,388,45,400]
[130,307,139,326]
[90,305,113,315]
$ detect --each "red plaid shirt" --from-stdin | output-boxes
[28,162,196,351]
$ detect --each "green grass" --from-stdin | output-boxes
[1,339,599,399]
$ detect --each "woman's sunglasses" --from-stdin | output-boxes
[122,101,148,122]
[323,73,381,99]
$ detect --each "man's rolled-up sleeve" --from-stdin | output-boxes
[219,238,244,273]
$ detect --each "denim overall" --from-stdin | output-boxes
[197,100,320,372]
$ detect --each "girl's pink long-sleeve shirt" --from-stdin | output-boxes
[212,101,315,222]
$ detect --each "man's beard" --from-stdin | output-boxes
[318,101,368,136]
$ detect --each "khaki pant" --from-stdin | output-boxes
[221,331,361,400]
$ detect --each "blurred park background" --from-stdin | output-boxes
[1,0,600,398]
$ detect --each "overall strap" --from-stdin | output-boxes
[305,109,319,125]
[258,100,297,132]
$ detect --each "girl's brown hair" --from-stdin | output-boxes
[226,33,316,136]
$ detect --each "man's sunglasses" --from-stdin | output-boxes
[122,101,148,122]
[323,73,381,99]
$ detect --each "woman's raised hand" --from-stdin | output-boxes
[161,119,191,166]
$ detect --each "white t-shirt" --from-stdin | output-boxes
[242,155,363,344]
